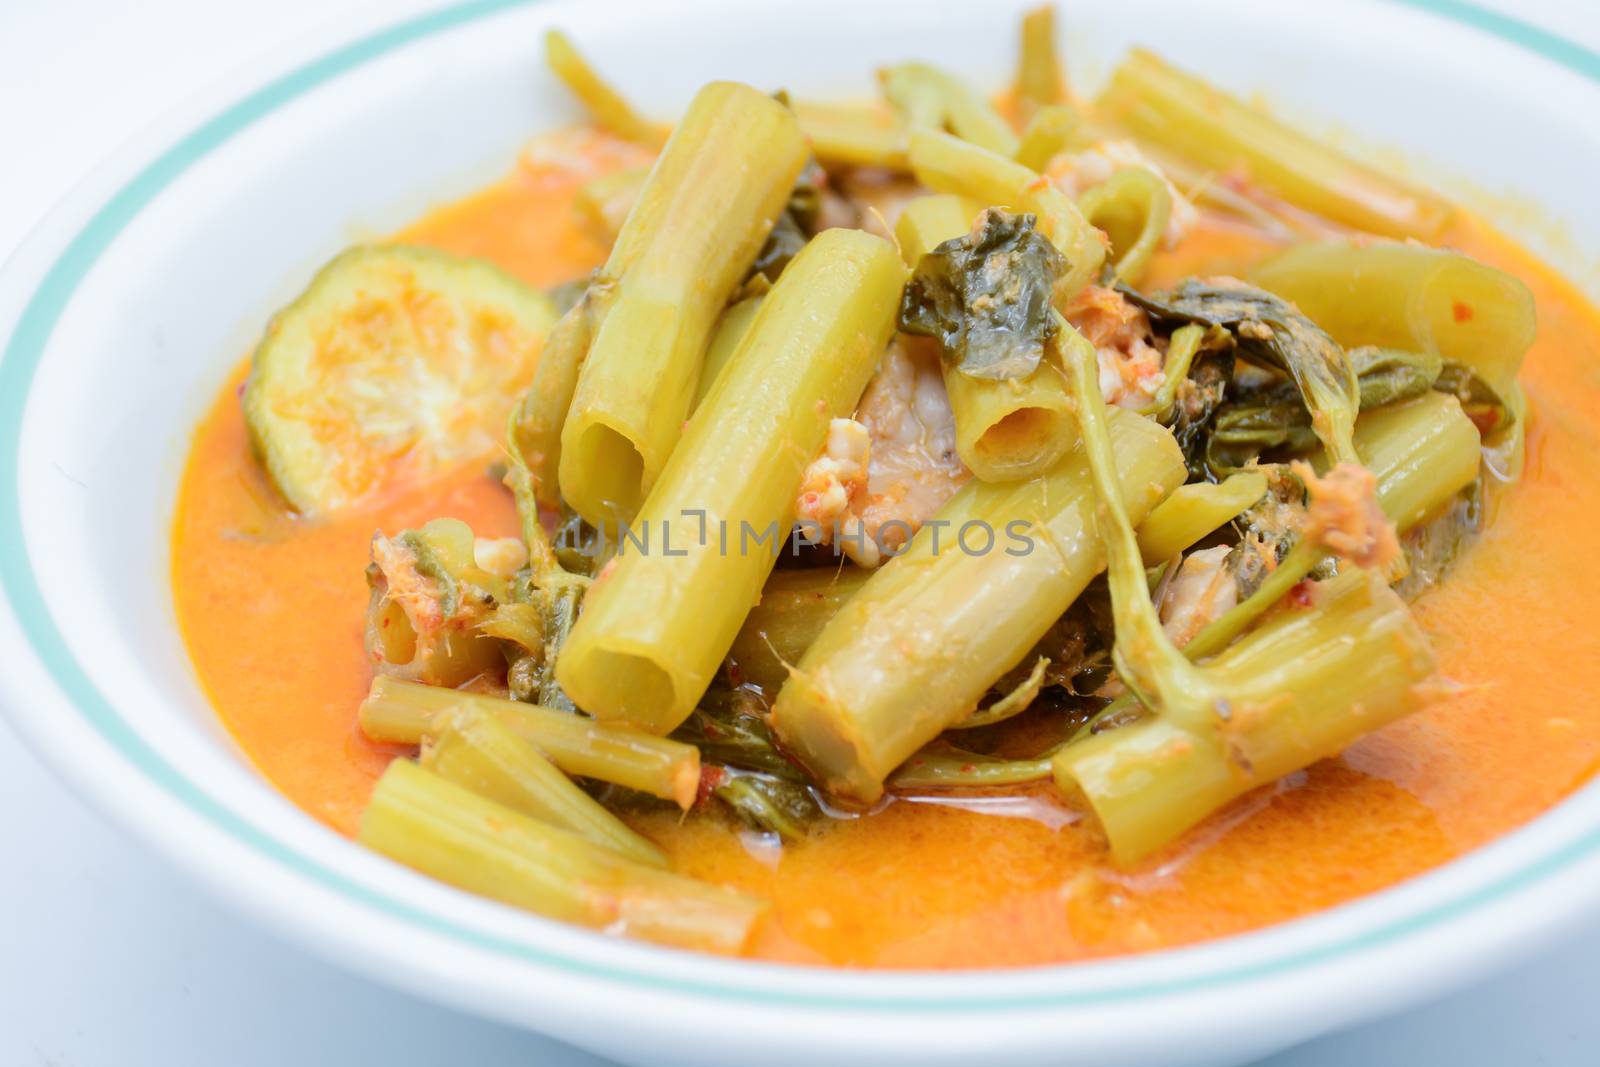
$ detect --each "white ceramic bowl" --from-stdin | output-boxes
[2,2,1598,1064]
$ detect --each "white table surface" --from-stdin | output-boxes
[2,1,1597,1063]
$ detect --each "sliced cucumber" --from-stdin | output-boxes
[243,245,557,514]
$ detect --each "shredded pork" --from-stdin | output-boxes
[1296,461,1402,572]
[1158,545,1239,647]
[794,339,968,565]
[1064,285,1167,410]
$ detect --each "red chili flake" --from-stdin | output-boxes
[1468,410,1501,436]
[696,765,727,805]
[1452,301,1475,323]
[1287,579,1316,608]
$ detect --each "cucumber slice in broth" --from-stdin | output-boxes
[244,245,557,514]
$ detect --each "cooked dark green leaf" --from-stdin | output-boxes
[990,587,1115,699]
[888,740,1057,790]
[787,158,826,233]
[674,685,806,781]
[747,158,828,285]
[1205,346,1442,477]
[899,209,1067,381]
[1222,532,1280,601]
[1120,277,1360,464]
[750,210,809,283]
[506,652,542,703]
[1352,346,1443,406]
[712,768,820,842]
[1433,361,1515,437]
[1205,403,1320,477]
[548,506,605,577]
[1170,350,1237,479]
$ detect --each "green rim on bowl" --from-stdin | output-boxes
[2,0,1599,1011]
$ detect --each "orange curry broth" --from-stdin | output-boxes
[173,133,1600,969]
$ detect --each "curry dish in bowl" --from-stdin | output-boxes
[170,7,1600,967]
